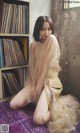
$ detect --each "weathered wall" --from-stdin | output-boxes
[30,0,51,42]
[52,0,80,99]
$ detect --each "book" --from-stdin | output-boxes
[0,70,3,99]
[3,72,21,97]
[20,38,28,63]
[13,40,26,65]
[3,73,14,96]
[0,2,4,32]
[0,39,4,67]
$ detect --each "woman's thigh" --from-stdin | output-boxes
[33,88,49,122]
[10,84,35,109]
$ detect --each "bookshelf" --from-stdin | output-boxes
[0,0,29,99]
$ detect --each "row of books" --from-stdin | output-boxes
[2,68,27,98]
[0,38,27,67]
[0,2,29,34]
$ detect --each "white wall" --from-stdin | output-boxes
[30,0,51,43]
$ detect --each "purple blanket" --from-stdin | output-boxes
[0,101,48,133]
[0,101,80,133]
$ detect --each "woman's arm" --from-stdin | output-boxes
[29,43,36,86]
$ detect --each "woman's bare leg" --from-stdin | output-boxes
[33,89,51,125]
[10,84,36,109]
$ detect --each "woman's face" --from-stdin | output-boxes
[39,21,52,42]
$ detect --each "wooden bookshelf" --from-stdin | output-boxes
[0,0,29,100]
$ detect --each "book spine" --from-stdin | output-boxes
[0,39,4,67]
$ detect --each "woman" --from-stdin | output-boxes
[10,16,80,133]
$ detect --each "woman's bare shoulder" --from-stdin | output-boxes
[31,41,36,46]
[30,41,37,49]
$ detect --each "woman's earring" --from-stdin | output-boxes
[39,35,41,39]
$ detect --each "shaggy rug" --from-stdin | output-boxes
[0,101,80,133]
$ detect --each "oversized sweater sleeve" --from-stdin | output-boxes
[45,35,63,99]
[29,42,36,86]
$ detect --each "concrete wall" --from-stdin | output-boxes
[30,0,52,42]
[52,0,80,99]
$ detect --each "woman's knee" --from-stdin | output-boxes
[10,95,27,109]
[33,114,45,125]
[10,100,17,109]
